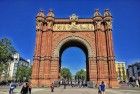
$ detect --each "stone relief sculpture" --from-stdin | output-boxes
[106,21,112,29]
[53,24,94,31]
[36,21,42,30]
[95,21,101,29]
[47,21,53,29]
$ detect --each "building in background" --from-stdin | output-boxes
[8,53,30,80]
[127,62,140,80]
[115,61,127,82]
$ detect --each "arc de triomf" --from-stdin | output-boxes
[31,9,118,88]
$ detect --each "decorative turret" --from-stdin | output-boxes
[46,9,55,21]
[93,9,102,21]
[46,9,55,30]
[104,9,112,30]
[94,9,101,17]
[93,9,103,30]
[36,10,45,22]
[104,9,112,17]
[47,9,54,17]
[36,10,45,31]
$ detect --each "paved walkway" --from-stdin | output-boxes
[0,87,140,94]
[32,87,140,94]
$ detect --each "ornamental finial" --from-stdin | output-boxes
[70,14,78,22]
[104,9,112,17]
[36,10,45,17]
[47,9,55,17]
[94,9,101,17]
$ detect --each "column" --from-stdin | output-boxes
[31,13,44,87]
[93,9,109,85]
[104,9,118,88]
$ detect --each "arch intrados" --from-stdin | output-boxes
[53,36,93,58]
[59,40,88,58]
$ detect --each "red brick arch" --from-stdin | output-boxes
[31,9,118,88]
[52,35,94,58]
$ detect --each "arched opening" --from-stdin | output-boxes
[59,40,89,81]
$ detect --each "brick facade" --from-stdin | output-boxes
[31,9,118,88]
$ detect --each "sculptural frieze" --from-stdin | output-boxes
[53,23,94,31]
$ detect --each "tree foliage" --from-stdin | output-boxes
[61,67,72,80]
[0,38,16,63]
[75,69,86,80]
[0,38,16,80]
[15,66,32,82]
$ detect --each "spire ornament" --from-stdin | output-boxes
[36,10,45,17]
[94,9,101,17]
[104,9,112,30]
[70,14,78,22]
[104,9,111,17]
[47,9,55,17]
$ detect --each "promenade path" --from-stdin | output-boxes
[0,86,140,94]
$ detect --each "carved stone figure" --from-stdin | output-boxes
[70,22,79,30]
[106,21,112,29]
[95,21,101,29]
[36,21,42,30]
[47,21,53,29]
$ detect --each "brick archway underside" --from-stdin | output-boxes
[53,35,94,58]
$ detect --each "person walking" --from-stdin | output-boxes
[100,81,106,94]
[138,78,140,88]
[9,82,15,94]
[20,83,29,94]
[51,83,54,92]
[98,84,101,94]
[28,82,32,94]
[64,81,67,89]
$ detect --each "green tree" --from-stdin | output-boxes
[75,69,86,81]
[61,67,72,80]
[0,38,16,81]
[0,38,16,63]
[15,66,32,82]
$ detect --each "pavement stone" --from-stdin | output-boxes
[0,86,140,94]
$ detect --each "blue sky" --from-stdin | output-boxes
[0,0,140,74]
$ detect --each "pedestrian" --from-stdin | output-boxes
[64,81,66,89]
[51,83,54,92]
[98,84,101,94]
[100,81,106,94]
[136,79,139,87]
[20,83,29,94]
[9,82,15,94]
[138,79,140,88]
[28,82,32,94]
